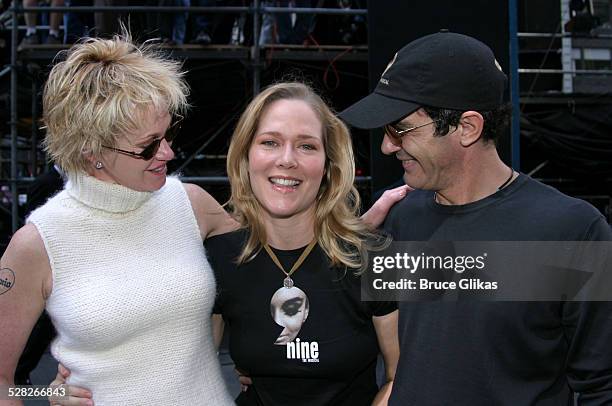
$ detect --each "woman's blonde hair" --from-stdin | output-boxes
[227,82,385,271]
[42,32,189,174]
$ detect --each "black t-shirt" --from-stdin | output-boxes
[205,230,396,406]
[384,174,612,406]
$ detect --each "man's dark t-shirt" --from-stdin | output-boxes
[384,174,612,406]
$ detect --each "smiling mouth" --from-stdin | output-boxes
[399,156,418,172]
[270,177,301,187]
[148,165,166,173]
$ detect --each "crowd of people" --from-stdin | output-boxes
[1,22,611,406]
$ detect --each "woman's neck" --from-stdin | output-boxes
[263,209,316,250]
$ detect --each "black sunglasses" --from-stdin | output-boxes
[384,119,440,144]
[103,115,183,160]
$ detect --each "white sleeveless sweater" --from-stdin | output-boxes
[27,174,233,406]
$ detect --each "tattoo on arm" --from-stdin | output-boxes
[0,268,15,295]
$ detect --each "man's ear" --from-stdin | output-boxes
[458,111,484,147]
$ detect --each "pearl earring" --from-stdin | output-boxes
[95,161,103,169]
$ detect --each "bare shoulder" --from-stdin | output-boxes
[183,183,220,208]
[3,223,48,263]
[1,223,51,299]
[182,183,239,239]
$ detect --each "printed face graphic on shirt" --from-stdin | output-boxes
[270,286,310,345]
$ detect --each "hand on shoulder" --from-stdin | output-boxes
[362,185,412,229]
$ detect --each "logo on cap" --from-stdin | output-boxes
[494,58,503,73]
[379,52,398,86]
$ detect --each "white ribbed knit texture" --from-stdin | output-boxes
[28,174,234,406]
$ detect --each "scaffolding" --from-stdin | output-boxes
[3,2,612,236]
[2,3,368,234]
[517,0,612,221]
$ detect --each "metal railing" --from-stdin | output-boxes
[517,29,612,99]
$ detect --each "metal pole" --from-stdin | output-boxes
[20,5,367,14]
[21,6,251,13]
[518,68,612,74]
[31,73,38,176]
[11,4,19,233]
[252,0,261,96]
[509,0,520,171]
[560,0,573,93]
[516,32,612,38]
[0,66,11,78]
[262,6,367,15]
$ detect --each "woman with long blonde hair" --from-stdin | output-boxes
[205,82,400,405]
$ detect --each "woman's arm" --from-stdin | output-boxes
[371,310,400,406]
[212,314,225,351]
[0,224,51,406]
[183,183,240,239]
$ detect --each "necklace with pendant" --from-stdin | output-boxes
[266,239,317,345]
[263,239,317,288]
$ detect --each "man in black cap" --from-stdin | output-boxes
[340,31,612,405]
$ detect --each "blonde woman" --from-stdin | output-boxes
[0,34,236,405]
[205,82,400,405]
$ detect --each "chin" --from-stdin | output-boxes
[143,175,168,192]
[268,211,299,219]
[403,173,417,189]
[403,173,429,191]
[264,203,310,219]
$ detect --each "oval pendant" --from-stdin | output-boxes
[283,276,294,288]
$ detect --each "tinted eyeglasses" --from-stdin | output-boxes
[103,115,183,160]
[384,119,440,144]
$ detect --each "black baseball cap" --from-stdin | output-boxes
[339,30,507,129]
